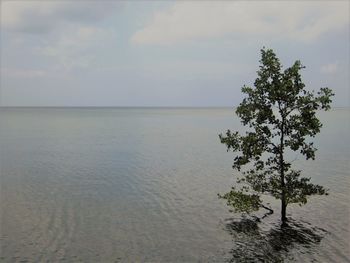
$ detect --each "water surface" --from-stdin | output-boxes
[0,108,349,262]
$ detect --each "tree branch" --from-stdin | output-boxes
[260,204,274,219]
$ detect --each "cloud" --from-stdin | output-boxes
[1,1,120,71]
[1,1,120,34]
[39,26,115,70]
[131,1,349,45]
[320,62,339,74]
[1,68,46,78]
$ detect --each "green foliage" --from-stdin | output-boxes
[219,48,334,220]
[218,188,262,213]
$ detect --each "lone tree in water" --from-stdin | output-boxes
[219,48,334,226]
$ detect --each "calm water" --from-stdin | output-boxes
[0,108,349,262]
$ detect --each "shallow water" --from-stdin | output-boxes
[0,108,349,262]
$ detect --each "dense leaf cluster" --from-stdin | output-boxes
[219,48,333,217]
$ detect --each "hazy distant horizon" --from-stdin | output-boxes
[1,105,350,109]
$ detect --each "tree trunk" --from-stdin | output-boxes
[281,197,287,226]
[280,113,287,226]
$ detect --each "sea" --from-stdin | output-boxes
[0,107,349,262]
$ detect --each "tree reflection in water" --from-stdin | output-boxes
[225,217,327,262]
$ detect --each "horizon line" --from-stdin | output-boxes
[0,105,235,109]
[0,106,349,109]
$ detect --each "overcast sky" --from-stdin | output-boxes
[0,1,349,107]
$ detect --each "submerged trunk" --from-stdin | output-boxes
[280,157,287,225]
[281,197,287,226]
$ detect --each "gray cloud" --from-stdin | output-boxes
[1,1,121,34]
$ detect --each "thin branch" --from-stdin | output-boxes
[260,204,274,219]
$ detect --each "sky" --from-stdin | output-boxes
[0,0,349,107]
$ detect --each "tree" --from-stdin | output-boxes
[219,48,334,226]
